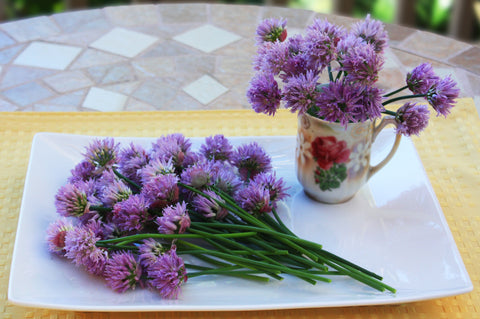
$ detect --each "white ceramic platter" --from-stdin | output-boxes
[8,132,472,311]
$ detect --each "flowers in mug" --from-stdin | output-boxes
[248,15,460,136]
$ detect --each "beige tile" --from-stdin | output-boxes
[384,23,415,44]
[208,90,250,110]
[183,75,228,105]
[70,49,127,69]
[0,16,60,42]
[125,97,157,111]
[105,5,160,27]
[97,64,137,85]
[398,31,468,61]
[52,9,110,33]
[0,66,54,90]
[13,42,82,70]
[158,3,208,24]
[47,30,107,47]
[47,90,86,106]
[2,82,53,106]
[448,47,480,75]
[216,56,255,74]
[132,79,177,107]
[175,55,216,74]
[262,6,315,29]
[173,25,241,53]
[133,57,176,78]
[0,97,18,111]
[90,28,158,58]
[103,81,141,95]
[164,92,203,111]
[390,49,448,69]
[210,4,261,38]
[82,87,127,111]
[466,73,480,96]
[0,45,25,64]
[33,103,79,111]
[0,31,15,49]
[43,70,93,93]
[140,40,195,58]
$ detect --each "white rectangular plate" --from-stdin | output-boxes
[8,132,472,311]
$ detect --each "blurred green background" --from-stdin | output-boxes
[3,0,480,41]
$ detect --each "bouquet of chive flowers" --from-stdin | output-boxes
[247,15,460,136]
[46,134,395,299]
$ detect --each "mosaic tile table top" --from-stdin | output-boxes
[0,3,479,113]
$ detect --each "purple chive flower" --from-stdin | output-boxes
[117,143,149,186]
[353,85,384,122]
[200,135,234,162]
[140,158,175,185]
[112,194,150,233]
[210,165,242,195]
[55,180,100,218]
[156,201,190,234]
[281,35,312,78]
[255,17,287,44]
[351,14,389,53]
[336,33,365,56]
[100,178,132,208]
[395,102,430,136]
[247,72,282,116]
[236,184,272,215]
[339,42,384,85]
[192,190,228,220]
[147,247,187,300]
[406,63,440,95]
[232,142,273,181]
[315,81,363,127]
[180,160,214,189]
[64,225,108,276]
[68,160,97,183]
[151,134,192,171]
[427,75,460,117]
[251,172,289,206]
[303,19,343,69]
[253,41,289,75]
[83,218,114,240]
[46,218,75,256]
[83,138,119,168]
[105,251,142,293]
[142,174,179,209]
[138,239,166,269]
[283,70,320,114]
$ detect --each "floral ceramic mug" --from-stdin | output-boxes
[296,112,401,204]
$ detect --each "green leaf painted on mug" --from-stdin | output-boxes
[314,163,347,191]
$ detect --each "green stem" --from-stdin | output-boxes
[177,240,329,284]
[328,64,334,82]
[112,167,141,190]
[382,94,425,106]
[382,109,397,117]
[193,222,323,254]
[383,85,409,97]
[89,205,112,213]
[97,231,257,245]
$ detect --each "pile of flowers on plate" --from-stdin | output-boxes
[247,15,460,135]
[46,134,395,299]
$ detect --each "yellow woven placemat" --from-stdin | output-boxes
[1,98,478,318]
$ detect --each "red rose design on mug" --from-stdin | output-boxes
[311,136,350,170]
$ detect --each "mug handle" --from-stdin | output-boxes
[367,116,402,180]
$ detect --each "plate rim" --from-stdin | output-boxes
[8,132,473,311]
